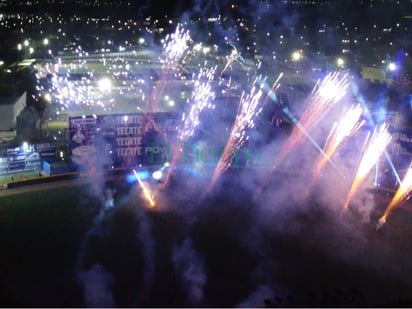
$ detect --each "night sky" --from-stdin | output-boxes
[1,0,412,307]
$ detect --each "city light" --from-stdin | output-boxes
[291,50,303,62]
[337,57,345,67]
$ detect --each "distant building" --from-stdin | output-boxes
[360,67,389,84]
[0,91,26,131]
[282,0,331,4]
[16,105,39,140]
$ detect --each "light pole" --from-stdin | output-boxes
[43,38,49,64]
[17,43,22,62]
[24,39,29,58]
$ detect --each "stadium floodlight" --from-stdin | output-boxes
[388,62,397,72]
[98,77,112,91]
[291,50,303,62]
[22,142,28,153]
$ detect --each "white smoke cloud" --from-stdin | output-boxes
[172,237,207,306]
[78,263,115,308]
[136,210,155,298]
[237,284,274,308]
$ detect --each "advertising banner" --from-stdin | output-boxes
[69,113,179,168]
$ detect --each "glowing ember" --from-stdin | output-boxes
[344,123,392,210]
[209,79,263,190]
[133,169,155,207]
[314,104,364,176]
[275,71,349,167]
[379,162,412,227]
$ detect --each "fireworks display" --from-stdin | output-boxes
[208,79,264,191]
[343,123,392,210]
[7,2,412,307]
[262,72,283,107]
[220,47,240,77]
[274,71,349,167]
[314,104,365,177]
[133,169,155,207]
[302,104,365,198]
[378,162,412,228]
[149,24,193,113]
[177,65,217,142]
[163,65,217,186]
[33,23,411,230]
[160,24,192,74]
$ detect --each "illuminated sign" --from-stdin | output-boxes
[69,113,179,168]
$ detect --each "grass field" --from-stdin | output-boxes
[0,185,101,307]
[1,175,412,307]
[0,171,42,185]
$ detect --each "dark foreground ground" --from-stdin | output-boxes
[1,171,412,308]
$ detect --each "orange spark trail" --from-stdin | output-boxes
[314,104,364,176]
[343,124,391,210]
[208,81,263,191]
[133,169,155,207]
[262,73,283,107]
[275,71,348,167]
[304,105,364,197]
[379,162,412,226]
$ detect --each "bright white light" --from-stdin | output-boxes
[291,50,302,62]
[168,100,175,107]
[22,142,28,153]
[138,37,145,44]
[202,46,211,54]
[388,62,397,72]
[98,78,112,91]
[337,57,345,67]
[44,93,52,103]
[152,170,163,180]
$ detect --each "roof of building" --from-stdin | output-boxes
[0,96,20,105]
[0,92,25,106]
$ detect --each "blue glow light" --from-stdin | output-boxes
[127,170,150,183]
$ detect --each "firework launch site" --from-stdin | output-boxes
[2,18,412,307]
